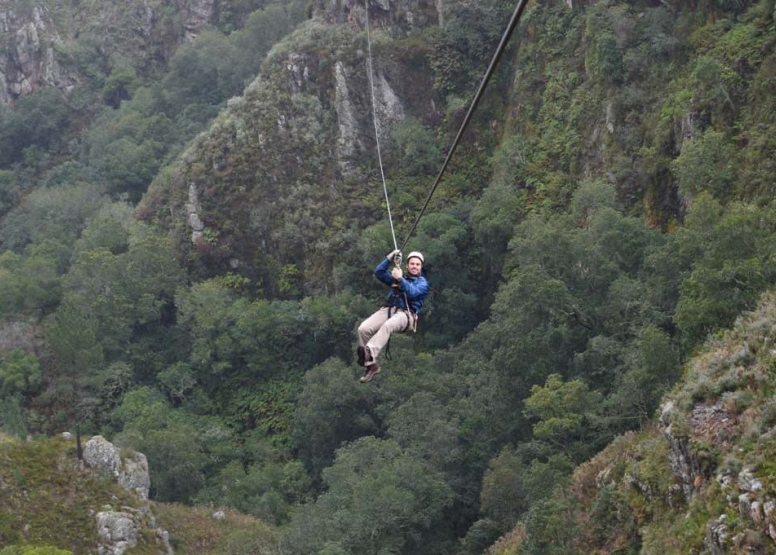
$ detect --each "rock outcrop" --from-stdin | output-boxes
[174,0,215,41]
[657,295,776,553]
[84,436,171,555]
[494,293,776,554]
[0,3,71,103]
[0,0,217,105]
[84,435,151,500]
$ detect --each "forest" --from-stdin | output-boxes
[2,0,776,553]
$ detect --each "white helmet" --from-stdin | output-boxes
[407,251,424,264]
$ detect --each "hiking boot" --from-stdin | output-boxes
[359,363,381,383]
[357,346,366,366]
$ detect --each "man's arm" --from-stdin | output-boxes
[397,276,429,300]
[374,257,395,286]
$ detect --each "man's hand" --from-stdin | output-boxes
[386,249,401,261]
[391,267,403,280]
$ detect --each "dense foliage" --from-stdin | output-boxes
[2,0,776,553]
[490,291,776,555]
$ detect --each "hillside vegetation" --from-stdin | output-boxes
[0,434,144,553]
[1,0,776,553]
[0,432,273,555]
[490,291,776,554]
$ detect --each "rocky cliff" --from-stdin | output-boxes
[0,0,215,105]
[0,2,69,103]
[139,0,444,295]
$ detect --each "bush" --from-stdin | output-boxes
[101,67,139,108]
[0,90,71,168]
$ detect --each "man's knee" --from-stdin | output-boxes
[358,321,378,341]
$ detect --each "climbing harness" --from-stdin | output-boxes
[384,289,418,333]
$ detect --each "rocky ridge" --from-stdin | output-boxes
[658,302,776,553]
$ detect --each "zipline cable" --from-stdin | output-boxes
[364,0,399,251]
[400,0,530,250]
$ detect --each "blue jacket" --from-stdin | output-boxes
[374,257,429,314]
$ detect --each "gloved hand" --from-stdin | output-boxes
[386,249,401,261]
[391,267,403,280]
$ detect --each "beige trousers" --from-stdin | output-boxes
[357,307,410,365]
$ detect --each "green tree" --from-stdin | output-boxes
[0,89,71,167]
[282,437,453,555]
[607,325,680,424]
[520,490,580,555]
[471,135,530,279]
[479,447,529,530]
[202,457,310,524]
[0,183,107,253]
[675,197,776,346]
[85,100,176,201]
[158,31,244,112]
[390,118,442,176]
[112,387,215,503]
[73,202,134,256]
[688,55,741,127]
[44,300,105,431]
[0,170,19,217]
[157,362,196,405]
[0,395,28,438]
[63,222,183,359]
[0,249,63,317]
[430,0,515,95]
[671,129,737,199]
[101,66,138,108]
[112,386,171,434]
[291,358,379,481]
[410,211,480,347]
[99,137,167,201]
[595,34,625,83]
[141,424,208,502]
[0,349,41,397]
[524,374,606,463]
[387,392,461,470]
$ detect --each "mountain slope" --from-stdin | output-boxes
[139,4,445,297]
[491,290,776,554]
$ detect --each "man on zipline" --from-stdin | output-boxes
[357,249,429,383]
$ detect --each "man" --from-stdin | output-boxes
[357,249,429,383]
